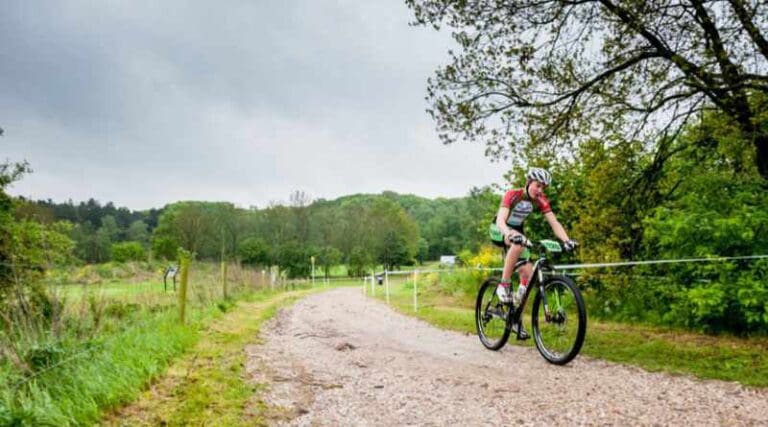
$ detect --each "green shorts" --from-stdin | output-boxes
[488,223,531,259]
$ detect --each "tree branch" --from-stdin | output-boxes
[727,0,768,62]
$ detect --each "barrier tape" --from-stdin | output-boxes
[369,254,768,278]
[554,254,768,270]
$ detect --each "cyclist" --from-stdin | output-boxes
[492,167,577,337]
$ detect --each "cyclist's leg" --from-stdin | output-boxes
[510,259,533,339]
[497,244,525,302]
[515,262,533,300]
[502,244,525,282]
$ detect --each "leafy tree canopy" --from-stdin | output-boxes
[408,0,768,178]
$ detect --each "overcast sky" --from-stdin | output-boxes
[1,0,509,210]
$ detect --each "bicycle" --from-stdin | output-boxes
[475,239,586,365]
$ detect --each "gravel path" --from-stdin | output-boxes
[246,287,768,426]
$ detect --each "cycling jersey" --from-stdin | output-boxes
[500,189,552,228]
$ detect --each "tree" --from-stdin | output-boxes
[289,190,313,242]
[416,237,429,265]
[557,139,652,262]
[348,246,373,277]
[209,202,243,263]
[379,231,412,270]
[152,202,212,257]
[99,215,121,242]
[238,237,271,266]
[276,242,312,278]
[408,0,768,179]
[152,236,179,261]
[349,198,421,269]
[0,161,31,298]
[71,221,111,263]
[0,158,75,309]
[126,220,150,247]
[316,246,343,278]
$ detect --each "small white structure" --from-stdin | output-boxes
[439,255,457,266]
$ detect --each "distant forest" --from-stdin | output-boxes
[13,189,500,274]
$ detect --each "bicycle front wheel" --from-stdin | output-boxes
[475,277,511,350]
[531,276,586,365]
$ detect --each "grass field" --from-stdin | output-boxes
[369,274,768,387]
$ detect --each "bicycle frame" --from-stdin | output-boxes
[505,244,560,337]
[478,239,585,363]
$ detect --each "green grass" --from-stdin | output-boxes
[0,260,324,426]
[371,276,768,387]
[0,307,204,425]
[102,287,323,426]
[53,280,168,299]
[0,284,324,426]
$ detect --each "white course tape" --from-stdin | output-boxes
[371,255,768,278]
[555,254,768,270]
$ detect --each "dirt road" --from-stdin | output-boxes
[246,287,768,425]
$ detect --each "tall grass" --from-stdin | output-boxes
[103,288,323,426]
[0,261,279,426]
[1,309,200,425]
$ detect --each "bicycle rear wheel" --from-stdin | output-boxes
[531,276,586,365]
[475,277,511,350]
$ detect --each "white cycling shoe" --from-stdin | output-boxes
[496,285,513,303]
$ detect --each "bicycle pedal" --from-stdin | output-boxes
[510,323,530,340]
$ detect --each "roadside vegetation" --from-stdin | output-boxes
[101,287,327,426]
[0,257,318,425]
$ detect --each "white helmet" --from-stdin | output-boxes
[526,167,552,186]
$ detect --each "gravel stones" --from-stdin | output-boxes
[246,288,768,426]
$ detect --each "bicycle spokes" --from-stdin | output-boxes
[476,278,512,350]
[532,277,586,365]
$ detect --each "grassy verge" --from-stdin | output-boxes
[1,260,332,426]
[371,277,768,387]
[1,307,205,425]
[101,287,323,426]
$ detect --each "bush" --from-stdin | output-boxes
[467,245,503,269]
[111,242,146,263]
[666,284,727,332]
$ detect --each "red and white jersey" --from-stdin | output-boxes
[500,189,552,227]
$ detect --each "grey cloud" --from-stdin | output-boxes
[1,0,507,210]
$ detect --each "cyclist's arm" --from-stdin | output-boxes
[543,211,570,242]
[495,206,523,241]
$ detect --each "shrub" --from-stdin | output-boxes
[666,284,727,332]
[111,242,146,263]
[467,245,503,269]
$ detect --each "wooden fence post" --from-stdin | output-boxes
[413,270,419,312]
[221,261,228,299]
[178,251,191,324]
[385,269,390,305]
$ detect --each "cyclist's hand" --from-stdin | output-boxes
[563,240,578,252]
[507,234,531,247]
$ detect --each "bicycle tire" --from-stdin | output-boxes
[475,277,511,350]
[531,275,586,365]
